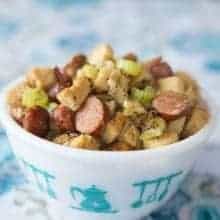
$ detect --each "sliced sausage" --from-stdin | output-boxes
[63,54,87,78]
[150,58,173,79]
[153,91,191,120]
[23,106,50,137]
[75,96,107,135]
[123,53,137,61]
[54,66,71,87]
[53,105,75,132]
[48,83,65,101]
[49,67,72,101]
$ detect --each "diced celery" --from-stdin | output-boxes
[117,59,142,76]
[47,102,58,113]
[140,117,166,142]
[144,86,156,101]
[22,87,49,108]
[81,64,98,80]
[131,86,155,105]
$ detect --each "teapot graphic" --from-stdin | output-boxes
[70,185,118,213]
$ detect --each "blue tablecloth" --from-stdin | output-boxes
[0,1,220,219]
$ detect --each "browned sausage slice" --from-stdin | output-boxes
[49,67,72,101]
[23,106,50,137]
[150,57,173,79]
[153,91,191,120]
[75,96,106,135]
[123,52,137,61]
[53,105,75,132]
[48,83,65,101]
[54,66,71,87]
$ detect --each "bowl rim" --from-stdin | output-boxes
[0,76,217,161]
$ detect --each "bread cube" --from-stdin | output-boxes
[88,44,114,66]
[69,135,100,150]
[123,100,146,116]
[168,116,186,135]
[119,122,140,148]
[94,61,114,92]
[182,106,209,137]
[26,67,57,90]
[53,133,78,145]
[143,132,178,148]
[158,76,185,93]
[176,72,200,104]
[7,82,30,107]
[108,69,129,104]
[102,112,127,144]
[57,76,91,111]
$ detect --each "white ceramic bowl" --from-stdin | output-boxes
[0,78,217,220]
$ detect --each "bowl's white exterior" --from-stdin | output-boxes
[0,79,217,220]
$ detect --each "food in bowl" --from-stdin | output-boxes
[7,44,209,151]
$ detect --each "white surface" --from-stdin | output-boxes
[1,144,220,220]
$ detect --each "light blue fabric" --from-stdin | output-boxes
[0,134,25,195]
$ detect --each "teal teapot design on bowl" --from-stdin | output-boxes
[70,185,118,213]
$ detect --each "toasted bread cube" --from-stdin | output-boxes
[57,76,91,111]
[108,69,129,104]
[168,116,186,135]
[119,122,140,148]
[143,132,178,148]
[26,67,57,90]
[89,44,114,65]
[56,87,77,111]
[176,72,200,104]
[182,106,209,137]
[102,112,127,144]
[10,106,26,123]
[69,135,100,150]
[105,100,117,117]
[94,61,114,92]
[96,94,117,117]
[158,76,185,93]
[53,133,78,145]
[7,82,30,107]
[123,99,146,116]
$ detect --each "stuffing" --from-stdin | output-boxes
[167,117,186,135]
[26,67,57,90]
[94,61,115,92]
[57,76,91,111]
[143,132,178,149]
[7,82,30,107]
[123,99,146,116]
[102,112,127,144]
[119,121,140,148]
[107,68,130,104]
[8,45,209,151]
[69,134,100,150]
[182,106,209,137]
[88,44,114,66]
[158,76,185,94]
[53,133,78,145]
